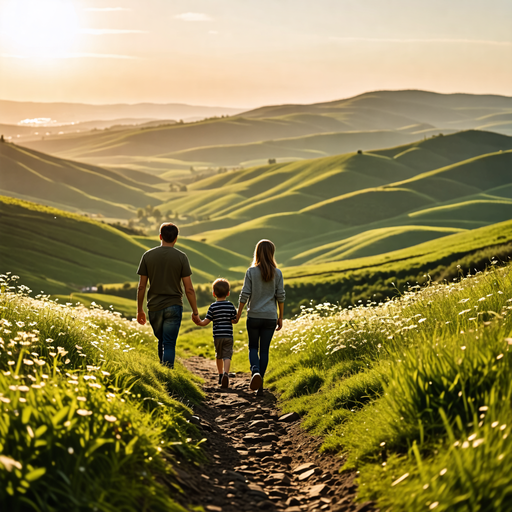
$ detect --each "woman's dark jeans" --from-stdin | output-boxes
[247,317,277,378]
[148,305,183,368]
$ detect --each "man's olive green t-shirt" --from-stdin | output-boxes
[137,246,192,312]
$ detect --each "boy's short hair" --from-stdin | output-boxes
[213,278,230,298]
[160,222,179,243]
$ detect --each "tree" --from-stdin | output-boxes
[137,208,145,219]
[153,208,162,222]
[179,184,188,192]
[0,135,4,143]
[268,158,276,164]
[357,149,362,155]
[145,204,154,216]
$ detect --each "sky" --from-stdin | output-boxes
[0,0,511,108]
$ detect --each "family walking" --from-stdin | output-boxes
[136,222,285,395]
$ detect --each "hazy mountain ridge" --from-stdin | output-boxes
[0,99,244,125]
[19,90,512,171]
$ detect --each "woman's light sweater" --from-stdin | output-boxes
[239,266,285,319]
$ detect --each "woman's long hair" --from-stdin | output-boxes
[252,239,277,282]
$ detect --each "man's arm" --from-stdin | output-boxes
[182,275,200,322]
[137,275,148,325]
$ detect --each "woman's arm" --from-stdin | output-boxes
[277,302,284,331]
[236,302,246,322]
[238,269,252,321]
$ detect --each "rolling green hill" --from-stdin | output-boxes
[21,90,512,170]
[0,196,249,295]
[169,131,512,263]
[0,142,163,218]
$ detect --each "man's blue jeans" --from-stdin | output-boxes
[148,305,183,368]
[247,317,277,378]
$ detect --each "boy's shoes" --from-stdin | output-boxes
[218,374,223,385]
[256,386,264,397]
[250,372,262,391]
[221,372,229,388]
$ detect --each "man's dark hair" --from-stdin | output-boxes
[160,222,179,243]
[213,278,230,298]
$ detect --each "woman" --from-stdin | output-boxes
[236,239,285,395]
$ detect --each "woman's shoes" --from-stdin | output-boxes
[250,372,262,390]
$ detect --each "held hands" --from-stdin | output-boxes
[276,318,283,331]
[137,311,146,326]
[191,312,201,325]
[232,313,241,324]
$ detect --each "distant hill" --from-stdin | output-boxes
[0,196,249,294]
[21,90,512,170]
[0,99,244,125]
[0,118,163,144]
[242,90,512,126]
[0,142,163,218]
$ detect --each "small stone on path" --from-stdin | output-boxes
[309,484,327,498]
[278,412,300,423]
[293,462,317,474]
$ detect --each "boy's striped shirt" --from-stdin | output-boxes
[206,300,237,338]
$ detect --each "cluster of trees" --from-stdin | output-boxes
[107,221,146,236]
[136,204,164,223]
[169,183,188,192]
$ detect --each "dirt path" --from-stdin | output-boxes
[170,357,376,512]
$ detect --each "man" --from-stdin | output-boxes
[136,222,200,368]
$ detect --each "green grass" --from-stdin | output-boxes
[262,263,512,511]
[0,274,205,511]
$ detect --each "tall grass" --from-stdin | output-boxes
[266,263,512,511]
[0,274,204,512]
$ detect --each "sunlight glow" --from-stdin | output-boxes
[2,0,80,58]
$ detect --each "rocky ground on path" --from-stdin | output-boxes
[170,357,377,512]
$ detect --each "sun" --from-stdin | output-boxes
[1,0,80,58]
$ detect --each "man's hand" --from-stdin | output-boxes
[191,312,200,324]
[232,316,239,324]
[137,311,146,325]
[276,318,283,331]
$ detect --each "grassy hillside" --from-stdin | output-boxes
[0,275,204,511]
[0,142,162,218]
[264,263,512,511]
[280,219,512,314]
[0,196,249,295]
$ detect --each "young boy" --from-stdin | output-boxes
[195,278,238,388]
